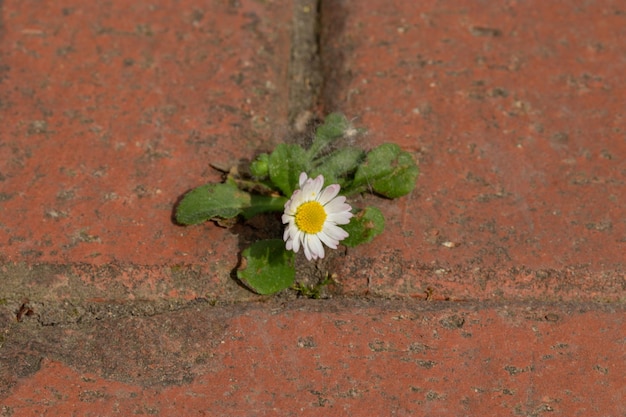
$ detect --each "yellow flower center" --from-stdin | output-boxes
[295,201,327,234]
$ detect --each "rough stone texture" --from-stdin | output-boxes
[0,0,292,300]
[321,0,625,300]
[2,301,625,416]
[0,0,291,264]
[1,0,625,415]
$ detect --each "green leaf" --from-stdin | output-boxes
[268,143,308,196]
[341,207,385,247]
[307,113,352,159]
[311,146,365,186]
[249,153,270,179]
[175,180,250,225]
[237,239,295,295]
[241,194,288,219]
[351,143,419,198]
[316,113,350,140]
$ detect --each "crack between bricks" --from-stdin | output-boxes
[287,0,323,129]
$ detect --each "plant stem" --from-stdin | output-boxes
[241,194,289,219]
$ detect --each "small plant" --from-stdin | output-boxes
[175,113,419,295]
[292,274,335,299]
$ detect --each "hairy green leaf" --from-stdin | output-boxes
[351,143,419,198]
[268,143,308,196]
[307,113,353,158]
[237,239,295,295]
[341,207,385,247]
[175,180,250,225]
[311,146,365,186]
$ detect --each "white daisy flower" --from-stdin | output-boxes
[282,172,353,260]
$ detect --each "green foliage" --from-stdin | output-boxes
[307,112,353,158]
[351,143,419,198]
[316,113,351,140]
[174,113,420,296]
[250,153,270,179]
[241,194,288,219]
[292,274,333,299]
[342,207,385,247]
[237,239,295,294]
[268,143,308,196]
[176,180,286,225]
[311,146,365,186]
[175,180,250,225]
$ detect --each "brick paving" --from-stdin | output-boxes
[321,0,625,300]
[1,0,625,415]
[2,301,625,416]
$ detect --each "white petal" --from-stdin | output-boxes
[290,225,302,243]
[303,235,324,260]
[323,223,349,240]
[302,238,313,260]
[309,235,325,259]
[291,231,301,253]
[298,172,309,188]
[283,204,295,217]
[324,196,348,211]
[326,211,353,225]
[318,184,340,205]
[288,189,305,208]
[317,230,339,249]
[305,175,324,197]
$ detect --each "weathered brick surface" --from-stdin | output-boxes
[0,0,291,299]
[1,0,624,415]
[2,301,625,416]
[0,0,290,264]
[322,0,625,300]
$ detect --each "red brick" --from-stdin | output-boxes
[2,301,625,416]
[321,0,626,300]
[1,1,625,415]
[0,0,291,268]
